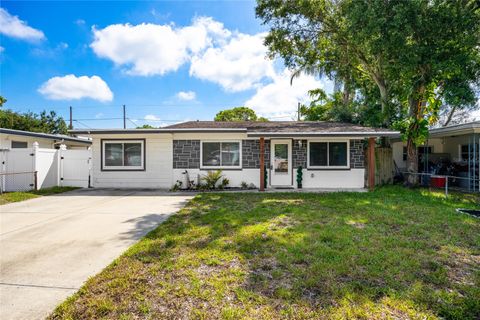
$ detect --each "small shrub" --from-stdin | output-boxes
[240,181,248,189]
[201,170,224,190]
[248,183,256,189]
[219,177,230,189]
[170,180,182,192]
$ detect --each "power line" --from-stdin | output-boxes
[71,118,184,122]
[6,103,241,110]
[73,119,92,129]
[127,118,138,128]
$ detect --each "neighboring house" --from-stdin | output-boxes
[70,121,397,190]
[0,128,92,191]
[391,121,479,191]
[0,128,91,150]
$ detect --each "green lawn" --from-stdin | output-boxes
[50,187,479,319]
[0,186,79,205]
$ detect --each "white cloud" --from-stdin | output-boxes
[0,46,4,53]
[38,75,113,102]
[90,17,229,76]
[89,17,275,92]
[190,33,274,92]
[176,91,196,101]
[0,8,45,41]
[245,69,331,117]
[144,114,161,121]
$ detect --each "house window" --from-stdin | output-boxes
[460,144,479,162]
[11,141,28,148]
[201,141,241,168]
[308,141,348,168]
[102,140,145,171]
[403,146,432,161]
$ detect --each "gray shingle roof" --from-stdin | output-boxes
[165,121,395,133]
[69,121,398,137]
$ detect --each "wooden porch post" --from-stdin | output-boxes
[368,137,376,191]
[260,137,265,191]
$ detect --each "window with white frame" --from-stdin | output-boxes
[102,140,144,170]
[308,141,349,168]
[201,141,241,168]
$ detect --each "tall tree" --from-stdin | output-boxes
[0,109,68,134]
[0,96,6,107]
[257,0,480,184]
[214,107,268,121]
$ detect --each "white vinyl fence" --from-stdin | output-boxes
[0,142,91,192]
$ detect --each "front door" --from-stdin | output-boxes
[270,139,292,187]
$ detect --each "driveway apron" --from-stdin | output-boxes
[0,189,192,320]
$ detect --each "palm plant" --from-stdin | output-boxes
[201,170,224,190]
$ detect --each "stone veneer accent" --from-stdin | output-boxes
[242,140,270,169]
[293,139,307,168]
[173,140,200,169]
[350,139,365,168]
[172,139,365,170]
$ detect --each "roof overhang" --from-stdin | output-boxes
[1,128,91,144]
[69,128,247,134]
[69,128,398,137]
[247,131,399,138]
[428,122,480,138]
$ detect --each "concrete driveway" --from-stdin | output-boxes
[0,189,192,320]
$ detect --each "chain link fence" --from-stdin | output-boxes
[0,171,37,194]
[400,172,479,197]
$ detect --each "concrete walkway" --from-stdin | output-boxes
[0,189,192,320]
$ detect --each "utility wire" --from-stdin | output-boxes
[73,119,92,129]
[127,118,138,128]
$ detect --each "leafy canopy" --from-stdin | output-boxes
[257,0,480,180]
[214,107,268,122]
[256,0,480,134]
[0,96,6,107]
[0,109,68,134]
[136,124,156,129]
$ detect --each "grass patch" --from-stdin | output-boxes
[49,186,480,319]
[0,186,79,205]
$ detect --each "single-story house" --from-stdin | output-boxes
[70,121,398,190]
[391,121,479,192]
[0,128,91,150]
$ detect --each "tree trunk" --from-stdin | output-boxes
[371,72,388,114]
[405,84,426,186]
[341,75,352,106]
[405,136,418,186]
[378,81,388,114]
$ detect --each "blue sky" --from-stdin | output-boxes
[0,1,330,129]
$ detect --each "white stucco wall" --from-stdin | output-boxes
[90,133,173,188]
[173,168,260,189]
[1,135,55,149]
[301,169,365,189]
[87,132,369,189]
[0,133,90,150]
[392,138,444,170]
[442,135,475,162]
